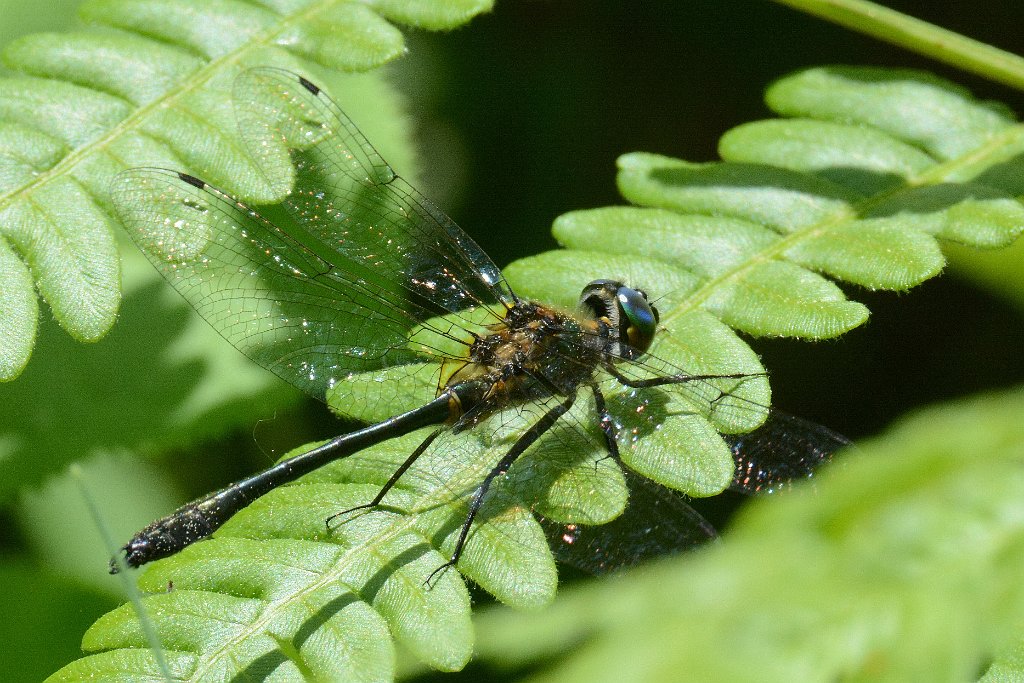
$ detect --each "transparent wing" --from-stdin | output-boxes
[537,403,847,574]
[512,323,847,524]
[543,471,718,575]
[595,352,848,499]
[111,169,486,401]
[453,393,719,576]
[541,410,848,575]
[233,67,515,322]
[324,365,845,576]
[112,68,520,401]
[728,411,851,493]
[464,387,721,575]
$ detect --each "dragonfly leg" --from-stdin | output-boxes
[425,392,576,588]
[589,382,620,466]
[606,365,765,389]
[326,427,443,529]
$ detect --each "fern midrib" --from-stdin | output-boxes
[659,122,1024,327]
[190,484,455,679]
[0,0,345,216]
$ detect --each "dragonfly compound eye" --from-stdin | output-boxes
[577,280,657,359]
[616,286,657,357]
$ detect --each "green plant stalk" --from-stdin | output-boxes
[770,0,1024,91]
[71,465,171,681]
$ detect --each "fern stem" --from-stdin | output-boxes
[771,0,1024,92]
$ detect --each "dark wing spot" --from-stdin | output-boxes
[177,172,206,189]
[298,76,321,95]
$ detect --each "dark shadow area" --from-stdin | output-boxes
[229,649,288,683]
[967,151,1024,198]
[0,279,200,500]
[647,161,860,201]
[292,592,358,650]
[361,542,434,604]
[866,182,1023,219]
[813,167,907,197]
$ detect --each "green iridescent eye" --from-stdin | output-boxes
[617,286,657,354]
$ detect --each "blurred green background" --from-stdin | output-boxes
[3,1,1024,681]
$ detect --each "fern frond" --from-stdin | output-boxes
[47,66,1024,682]
[506,66,1024,339]
[470,384,1024,682]
[0,0,493,381]
[49,426,565,681]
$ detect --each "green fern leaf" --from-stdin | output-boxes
[0,0,492,381]
[369,0,495,30]
[48,65,1024,682]
[507,66,1024,344]
[50,430,562,681]
[982,638,1024,683]
[470,384,1024,683]
[0,234,36,379]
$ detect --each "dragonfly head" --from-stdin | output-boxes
[579,279,660,360]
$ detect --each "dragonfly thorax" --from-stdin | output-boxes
[459,301,600,398]
[451,280,660,409]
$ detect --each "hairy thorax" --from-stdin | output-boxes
[445,301,604,407]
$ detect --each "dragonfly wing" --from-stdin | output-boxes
[729,410,851,493]
[111,168,469,401]
[112,69,519,402]
[233,67,515,321]
[543,470,717,575]
[462,389,716,576]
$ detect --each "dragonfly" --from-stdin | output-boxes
[109,67,848,582]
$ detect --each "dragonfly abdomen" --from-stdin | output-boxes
[112,391,460,571]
